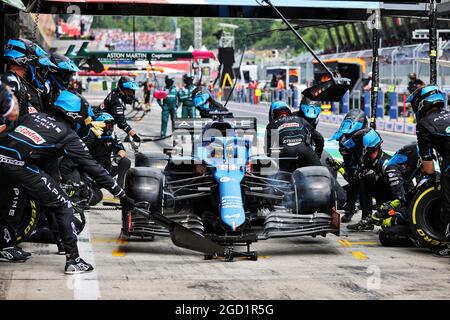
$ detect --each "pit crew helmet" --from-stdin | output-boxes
[407,85,445,121]
[117,76,138,104]
[330,109,368,141]
[53,90,95,132]
[49,53,81,90]
[297,97,321,127]
[269,101,292,122]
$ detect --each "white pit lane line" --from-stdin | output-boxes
[66,214,101,300]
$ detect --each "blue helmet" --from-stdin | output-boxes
[51,53,81,73]
[269,100,292,122]
[407,85,445,121]
[95,112,115,138]
[344,127,382,152]
[118,76,138,103]
[385,143,419,169]
[330,109,368,141]
[95,112,114,122]
[49,53,80,90]
[4,38,56,68]
[53,90,95,132]
[118,76,139,91]
[193,88,212,113]
[298,97,321,126]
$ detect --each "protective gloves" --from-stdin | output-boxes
[371,199,402,227]
[120,195,135,212]
[132,133,141,143]
[357,168,379,184]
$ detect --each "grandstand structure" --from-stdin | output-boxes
[90,29,176,51]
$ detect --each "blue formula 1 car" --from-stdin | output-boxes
[123,113,340,261]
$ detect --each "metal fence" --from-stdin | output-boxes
[288,41,450,91]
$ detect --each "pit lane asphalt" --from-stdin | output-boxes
[1,96,449,300]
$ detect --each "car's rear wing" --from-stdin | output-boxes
[174,117,257,133]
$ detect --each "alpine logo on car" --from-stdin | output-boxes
[15,125,46,144]
[220,176,231,182]
[224,213,242,219]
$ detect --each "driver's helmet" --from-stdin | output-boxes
[52,90,96,133]
[407,85,445,121]
[94,112,115,139]
[165,75,175,87]
[343,127,383,164]
[297,97,321,127]
[269,100,292,122]
[49,53,81,90]
[117,76,139,103]
[193,87,212,113]
[329,109,368,141]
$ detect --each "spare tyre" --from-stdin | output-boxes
[408,185,448,250]
[292,166,335,215]
[379,224,414,247]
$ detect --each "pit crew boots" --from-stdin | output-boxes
[0,246,31,262]
[341,211,354,223]
[65,256,94,274]
[347,218,375,231]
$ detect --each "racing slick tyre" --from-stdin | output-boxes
[15,198,39,243]
[123,167,165,238]
[408,185,448,251]
[291,166,335,215]
[379,224,414,247]
[135,152,168,170]
[125,167,164,212]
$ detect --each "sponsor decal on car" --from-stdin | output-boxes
[14,125,46,144]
